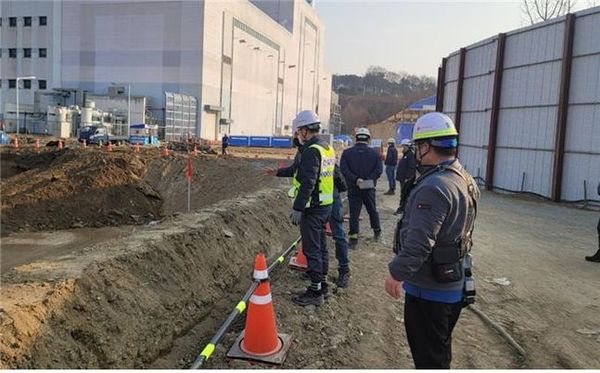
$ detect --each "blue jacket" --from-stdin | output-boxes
[340,142,383,193]
[385,145,398,166]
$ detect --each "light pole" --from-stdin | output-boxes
[16,76,36,134]
[127,84,131,139]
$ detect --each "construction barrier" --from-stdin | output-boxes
[189,236,301,369]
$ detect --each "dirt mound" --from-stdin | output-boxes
[0,189,296,368]
[0,148,280,236]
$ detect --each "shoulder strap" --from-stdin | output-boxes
[444,166,478,256]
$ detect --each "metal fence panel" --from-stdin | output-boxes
[164,91,198,141]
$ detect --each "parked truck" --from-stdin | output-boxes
[78,126,129,145]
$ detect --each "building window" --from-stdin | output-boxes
[24,17,32,27]
[23,80,31,89]
[23,48,32,58]
[39,48,47,58]
[9,17,17,27]
[9,79,16,89]
[9,48,17,58]
[38,80,47,90]
[39,16,47,26]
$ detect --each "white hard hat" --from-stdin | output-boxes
[412,112,458,143]
[355,127,371,140]
[387,138,396,144]
[292,110,321,132]
[400,139,411,146]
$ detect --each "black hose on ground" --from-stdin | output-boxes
[189,236,301,369]
[468,304,526,357]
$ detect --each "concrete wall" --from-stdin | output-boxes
[439,6,600,202]
[201,0,330,139]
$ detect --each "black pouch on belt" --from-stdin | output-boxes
[431,245,463,283]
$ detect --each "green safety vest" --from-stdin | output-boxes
[288,143,335,207]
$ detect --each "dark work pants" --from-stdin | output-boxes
[300,205,331,284]
[328,196,349,270]
[348,188,381,235]
[404,293,463,369]
[386,165,397,191]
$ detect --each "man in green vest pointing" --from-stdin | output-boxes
[288,109,336,306]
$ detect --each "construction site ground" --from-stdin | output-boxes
[1,145,599,368]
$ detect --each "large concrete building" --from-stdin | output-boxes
[0,0,332,140]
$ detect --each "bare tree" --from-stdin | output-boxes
[523,0,576,24]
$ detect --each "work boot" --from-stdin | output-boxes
[374,229,382,242]
[336,269,350,288]
[384,190,395,195]
[292,288,324,306]
[585,249,600,263]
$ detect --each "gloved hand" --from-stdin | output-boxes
[356,178,364,187]
[289,209,303,225]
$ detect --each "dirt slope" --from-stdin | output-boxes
[0,189,296,368]
[0,148,279,235]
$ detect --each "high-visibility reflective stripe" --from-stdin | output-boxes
[250,293,272,305]
[235,301,246,313]
[413,128,458,140]
[319,193,333,202]
[253,269,268,280]
[277,256,284,263]
[200,343,216,359]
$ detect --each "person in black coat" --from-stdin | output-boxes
[395,139,417,215]
[585,182,600,262]
[384,138,399,195]
[340,127,383,245]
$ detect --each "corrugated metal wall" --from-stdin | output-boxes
[439,6,600,202]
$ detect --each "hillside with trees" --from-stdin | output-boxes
[333,66,436,133]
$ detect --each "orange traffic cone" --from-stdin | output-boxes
[227,253,292,365]
[288,245,308,271]
[162,146,169,157]
[135,142,140,153]
[13,137,19,149]
[35,138,40,151]
[58,140,63,150]
[107,142,113,152]
[326,222,332,237]
[192,145,198,157]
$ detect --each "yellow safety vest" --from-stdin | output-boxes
[288,143,335,207]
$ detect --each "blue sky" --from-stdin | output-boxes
[315,0,531,77]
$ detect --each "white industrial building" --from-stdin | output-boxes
[0,0,332,140]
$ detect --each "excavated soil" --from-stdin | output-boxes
[0,147,279,236]
[2,145,598,369]
[0,189,297,368]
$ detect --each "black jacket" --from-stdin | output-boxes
[396,147,417,183]
[385,145,398,166]
[340,142,383,193]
